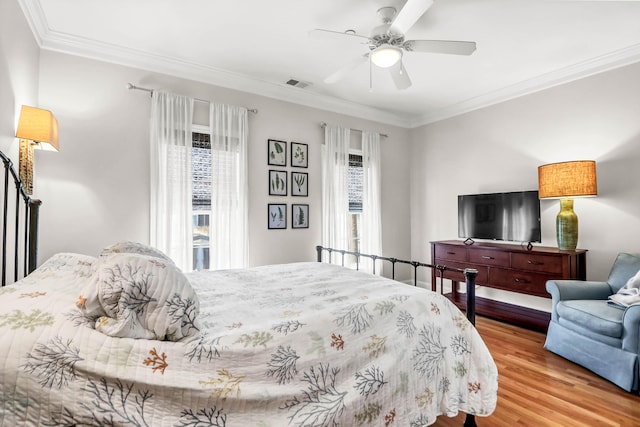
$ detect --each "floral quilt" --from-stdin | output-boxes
[0,253,497,426]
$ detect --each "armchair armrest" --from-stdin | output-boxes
[622,305,640,354]
[546,280,613,322]
[546,280,613,301]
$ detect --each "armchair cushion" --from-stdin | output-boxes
[546,280,613,323]
[556,300,623,338]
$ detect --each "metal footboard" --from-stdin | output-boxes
[0,151,40,286]
[315,245,478,325]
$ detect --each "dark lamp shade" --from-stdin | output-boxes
[538,160,597,199]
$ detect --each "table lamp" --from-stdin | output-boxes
[538,160,597,251]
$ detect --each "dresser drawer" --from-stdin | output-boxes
[433,259,488,284]
[489,268,550,297]
[511,253,562,274]
[434,245,467,262]
[469,248,510,267]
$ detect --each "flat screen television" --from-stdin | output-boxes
[458,190,541,243]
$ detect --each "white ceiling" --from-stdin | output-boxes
[18,0,640,128]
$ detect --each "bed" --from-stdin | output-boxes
[0,152,497,426]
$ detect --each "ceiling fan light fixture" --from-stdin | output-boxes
[371,44,402,68]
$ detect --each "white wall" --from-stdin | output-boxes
[410,61,640,308]
[0,0,40,160]
[34,50,412,272]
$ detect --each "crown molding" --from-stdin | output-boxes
[17,0,46,45]
[411,43,640,128]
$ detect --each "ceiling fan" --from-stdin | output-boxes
[310,0,476,90]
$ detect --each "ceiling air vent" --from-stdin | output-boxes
[285,78,310,89]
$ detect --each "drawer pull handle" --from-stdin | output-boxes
[481,256,494,260]
[514,278,530,284]
[527,260,543,265]
[447,251,456,255]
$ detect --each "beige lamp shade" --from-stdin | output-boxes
[538,160,597,199]
[15,105,59,151]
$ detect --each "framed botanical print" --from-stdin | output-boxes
[269,170,287,196]
[291,142,308,168]
[268,204,287,229]
[291,172,308,197]
[268,139,287,166]
[292,204,309,229]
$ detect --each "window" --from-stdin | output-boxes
[191,129,240,270]
[192,131,211,271]
[348,153,363,255]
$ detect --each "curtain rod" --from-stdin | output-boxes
[320,122,388,138]
[127,83,258,114]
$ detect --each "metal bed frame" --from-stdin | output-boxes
[0,151,40,286]
[316,245,480,427]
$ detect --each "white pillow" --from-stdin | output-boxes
[77,252,199,341]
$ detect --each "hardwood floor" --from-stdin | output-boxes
[434,316,640,427]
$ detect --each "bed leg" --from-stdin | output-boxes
[463,414,477,427]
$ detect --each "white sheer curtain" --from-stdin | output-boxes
[150,91,194,271]
[209,103,248,269]
[322,125,351,261]
[361,130,383,273]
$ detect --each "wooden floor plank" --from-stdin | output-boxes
[433,316,640,427]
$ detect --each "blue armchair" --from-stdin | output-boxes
[545,252,640,392]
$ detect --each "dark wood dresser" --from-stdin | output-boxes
[430,240,587,332]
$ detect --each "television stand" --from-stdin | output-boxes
[430,240,587,332]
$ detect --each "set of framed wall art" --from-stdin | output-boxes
[267,139,309,229]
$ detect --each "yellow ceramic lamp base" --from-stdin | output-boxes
[556,198,578,251]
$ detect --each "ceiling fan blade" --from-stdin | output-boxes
[404,39,477,55]
[389,61,412,90]
[389,0,434,35]
[324,54,369,84]
[309,29,370,44]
